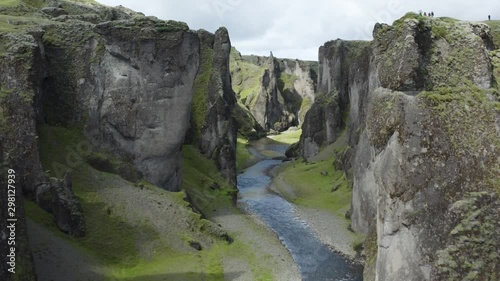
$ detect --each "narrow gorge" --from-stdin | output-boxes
[0,1,499,281]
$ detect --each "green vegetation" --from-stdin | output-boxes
[268,129,302,145]
[392,12,425,35]
[181,144,237,210]
[427,18,488,88]
[419,87,500,193]
[362,227,378,279]
[276,159,352,218]
[491,50,500,91]
[192,45,214,142]
[236,137,258,172]
[233,102,264,139]
[0,14,53,32]
[484,20,500,48]
[420,86,500,156]
[35,125,147,265]
[432,24,449,40]
[229,48,266,103]
[34,125,276,280]
[436,192,499,281]
[0,0,20,7]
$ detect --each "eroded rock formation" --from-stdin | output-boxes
[0,1,239,278]
[299,13,500,281]
[230,49,317,133]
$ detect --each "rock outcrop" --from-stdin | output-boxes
[29,2,236,191]
[300,40,372,159]
[1,0,239,278]
[35,173,85,237]
[230,49,317,133]
[186,28,237,186]
[0,26,43,281]
[299,13,500,281]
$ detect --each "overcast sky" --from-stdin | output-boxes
[98,0,499,61]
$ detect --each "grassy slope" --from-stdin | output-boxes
[276,160,351,218]
[268,129,302,145]
[236,137,259,172]
[484,20,500,48]
[271,131,351,218]
[230,49,266,103]
[0,0,19,6]
[31,125,274,280]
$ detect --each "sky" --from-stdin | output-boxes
[97,0,500,61]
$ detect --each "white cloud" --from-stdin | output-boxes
[97,0,500,60]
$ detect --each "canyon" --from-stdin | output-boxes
[0,1,499,280]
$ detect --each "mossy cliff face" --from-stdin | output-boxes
[300,13,500,281]
[230,48,317,133]
[186,28,237,186]
[1,1,239,278]
[84,18,197,191]
[1,0,235,192]
[0,30,41,281]
[300,39,372,158]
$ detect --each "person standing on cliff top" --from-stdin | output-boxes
[489,15,491,20]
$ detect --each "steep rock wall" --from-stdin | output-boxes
[300,13,500,281]
[230,49,317,132]
[0,5,238,280]
[300,40,371,159]
[187,28,237,186]
[0,31,42,281]
[37,11,237,191]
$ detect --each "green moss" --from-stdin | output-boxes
[0,0,20,7]
[484,20,500,49]
[491,50,500,90]
[181,145,236,212]
[427,19,488,88]
[236,137,258,172]
[392,12,425,35]
[191,44,214,142]
[432,24,449,40]
[36,125,275,279]
[364,227,378,268]
[155,20,190,32]
[435,192,499,281]
[229,48,266,102]
[268,129,302,145]
[277,158,352,217]
[37,124,86,176]
[278,73,296,91]
[41,24,97,126]
[419,86,500,159]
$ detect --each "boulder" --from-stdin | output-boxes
[49,174,86,238]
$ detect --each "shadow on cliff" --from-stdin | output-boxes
[116,271,244,281]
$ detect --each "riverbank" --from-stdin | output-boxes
[242,134,363,272]
[269,165,363,262]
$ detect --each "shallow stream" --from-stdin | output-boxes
[237,141,363,281]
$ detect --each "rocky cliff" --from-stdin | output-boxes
[230,48,317,133]
[186,28,237,186]
[0,28,42,280]
[300,40,371,158]
[300,13,500,281]
[0,0,238,278]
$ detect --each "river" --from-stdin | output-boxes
[237,141,363,281]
